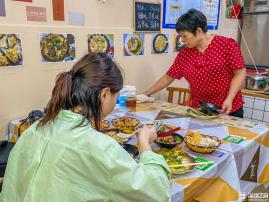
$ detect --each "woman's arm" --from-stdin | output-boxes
[104,142,170,202]
[222,68,246,114]
[144,74,175,96]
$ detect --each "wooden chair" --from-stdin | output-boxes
[167,87,191,106]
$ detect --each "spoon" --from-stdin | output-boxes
[117,129,140,139]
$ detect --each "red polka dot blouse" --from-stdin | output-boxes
[167,35,245,113]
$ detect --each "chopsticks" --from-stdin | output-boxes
[169,161,214,168]
[157,127,181,138]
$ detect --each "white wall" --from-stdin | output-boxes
[0,0,240,139]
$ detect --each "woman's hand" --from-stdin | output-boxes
[221,98,233,114]
[143,92,151,97]
[137,125,157,153]
[223,68,246,115]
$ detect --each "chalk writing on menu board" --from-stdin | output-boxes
[134,1,161,32]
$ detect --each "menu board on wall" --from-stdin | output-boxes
[163,0,221,30]
[134,1,161,32]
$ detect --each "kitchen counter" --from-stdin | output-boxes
[242,89,269,99]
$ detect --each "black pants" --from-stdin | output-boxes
[229,107,244,118]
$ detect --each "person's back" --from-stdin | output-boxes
[1,53,170,202]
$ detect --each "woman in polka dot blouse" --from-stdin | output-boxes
[144,9,246,118]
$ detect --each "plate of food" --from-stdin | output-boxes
[88,34,110,54]
[153,34,168,53]
[155,148,195,174]
[198,101,222,115]
[156,134,183,149]
[91,120,110,132]
[184,131,221,154]
[186,107,218,120]
[100,120,110,131]
[124,34,143,56]
[105,129,129,144]
[111,117,140,134]
[40,34,69,62]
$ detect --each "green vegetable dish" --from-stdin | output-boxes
[155,148,195,174]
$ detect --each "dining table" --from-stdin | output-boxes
[106,101,269,202]
[5,100,269,202]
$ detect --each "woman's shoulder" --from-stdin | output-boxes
[175,47,194,58]
[213,35,238,45]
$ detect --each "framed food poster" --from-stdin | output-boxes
[88,34,115,58]
[152,33,169,54]
[134,1,161,32]
[40,33,76,63]
[0,34,23,67]
[123,33,145,56]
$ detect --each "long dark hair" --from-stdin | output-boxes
[39,53,123,130]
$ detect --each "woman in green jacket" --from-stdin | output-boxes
[1,53,170,202]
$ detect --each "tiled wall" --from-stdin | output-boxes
[243,96,269,123]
